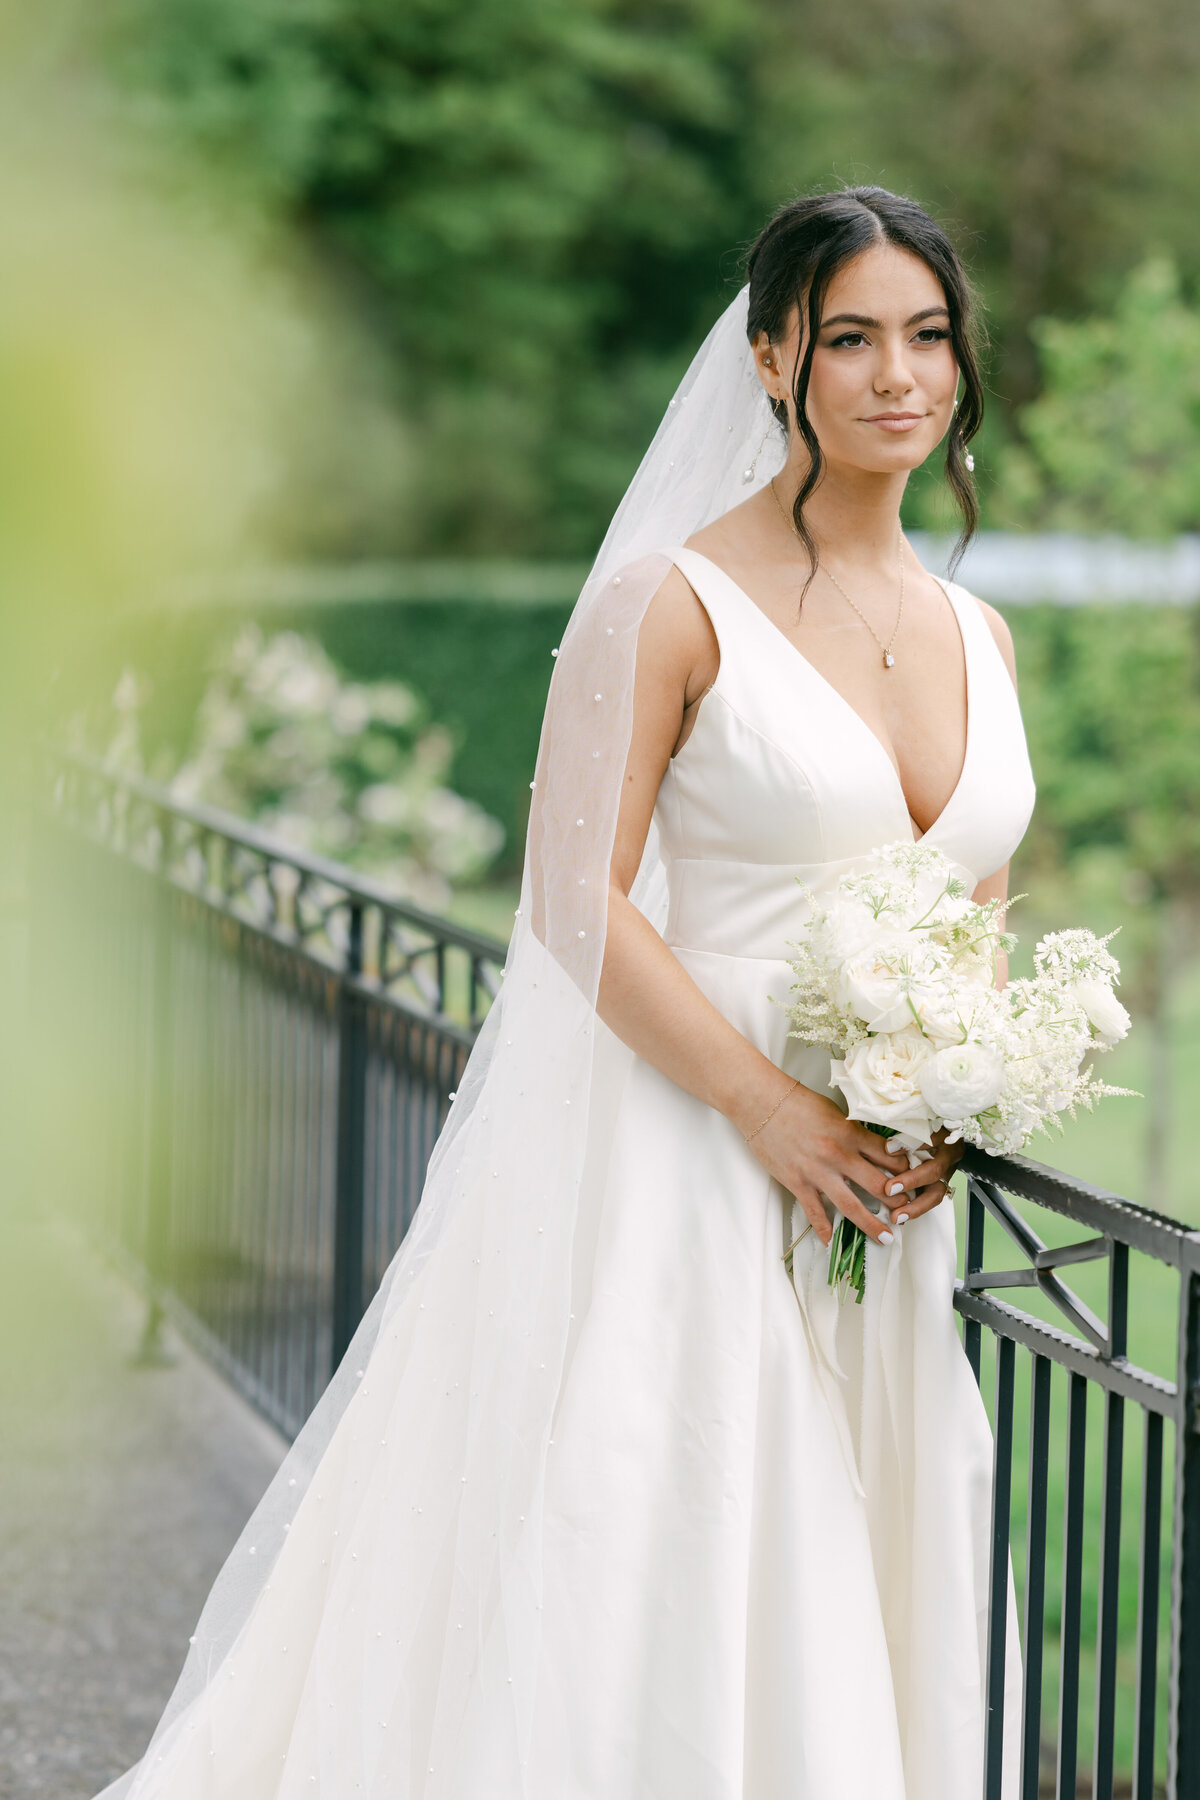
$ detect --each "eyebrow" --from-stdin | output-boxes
[820,306,951,330]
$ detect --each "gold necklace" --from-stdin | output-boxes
[769,477,905,670]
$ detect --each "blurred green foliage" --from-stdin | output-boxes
[45,0,1200,1190]
[99,0,1200,557]
[995,258,1200,535]
[1013,602,1200,898]
[1006,597,1200,1202]
[103,0,757,555]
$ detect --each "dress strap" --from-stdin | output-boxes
[670,547,751,659]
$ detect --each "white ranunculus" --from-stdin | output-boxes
[919,1040,1006,1119]
[1071,978,1131,1048]
[831,1025,937,1143]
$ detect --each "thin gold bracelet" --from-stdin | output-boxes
[744,1077,800,1143]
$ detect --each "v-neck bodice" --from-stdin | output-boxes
[653,546,1036,961]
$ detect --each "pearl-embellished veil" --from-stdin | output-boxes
[100,284,788,1798]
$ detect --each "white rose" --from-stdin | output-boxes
[836,935,923,1035]
[917,1003,968,1047]
[831,1026,937,1143]
[919,1040,1006,1120]
[1071,978,1131,1049]
[921,984,1003,1050]
[820,897,882,963]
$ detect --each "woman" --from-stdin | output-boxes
[98,187,1032,1798]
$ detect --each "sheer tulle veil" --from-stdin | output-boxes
[102,284,788,1798]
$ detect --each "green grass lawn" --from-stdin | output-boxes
[444,880,522,945]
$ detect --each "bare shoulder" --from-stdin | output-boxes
[638,562,719,694]
[964,589,1019,689]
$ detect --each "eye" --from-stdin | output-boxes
[914,327,951,344]
[829,331,868,349]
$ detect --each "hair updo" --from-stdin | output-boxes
[745,185,985,583]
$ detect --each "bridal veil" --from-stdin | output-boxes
[102,285,788,1798]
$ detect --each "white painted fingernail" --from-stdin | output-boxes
[894,1213,910,1226]
[878,1230,894,1246]
[887,1181,904,1196]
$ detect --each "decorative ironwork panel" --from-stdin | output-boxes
[956,1147,1200,1798]
[35,747,504,1437]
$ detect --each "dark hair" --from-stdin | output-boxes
[745,185,985,588]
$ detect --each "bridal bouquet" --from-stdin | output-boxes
[783,842,1135,1302]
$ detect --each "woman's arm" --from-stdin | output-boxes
[595,569,958,1244]
[973,862,1012,989]
[972,598,1021,990]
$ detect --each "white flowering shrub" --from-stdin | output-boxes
[140,627,503,907]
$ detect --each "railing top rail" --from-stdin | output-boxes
[961,1144,1200,1270]
[45,747,1200,1269]
[46,745,510,966]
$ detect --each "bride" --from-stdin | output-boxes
[97,186,1034,1799]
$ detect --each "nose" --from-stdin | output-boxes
[874,332,917,399]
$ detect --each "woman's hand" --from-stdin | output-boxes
[885,1126,965,1226]
[746,1083,963,1247]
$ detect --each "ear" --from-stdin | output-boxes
[750,331,782,402]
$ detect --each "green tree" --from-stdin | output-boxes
[993,256,1200,536]
[104,0,758,556]
[986,260,1200,1201]
[1010,602,1200,1202]
[98,0,1200,556]
[764,0,1200,409]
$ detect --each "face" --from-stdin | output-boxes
[754,241,960,474]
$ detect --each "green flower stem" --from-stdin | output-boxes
[825,1121,898,1304]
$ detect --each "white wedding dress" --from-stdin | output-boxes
[103,544,1036,1800]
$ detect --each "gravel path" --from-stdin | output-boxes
[0,1206,286,1800]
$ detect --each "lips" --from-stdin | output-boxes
[864,414,925,432]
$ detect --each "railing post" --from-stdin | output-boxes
[134,807,176,1366]
[1022,1354,1052,1800]
[984,1333,1016,1798]
[1058,1371,1088,1800]
[964,1174,985,1384]
[1168,1246,1200,1798]
[1093,1241,1129,1800]
[332,901,367,1371]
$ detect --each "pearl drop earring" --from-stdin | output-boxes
[742,405,779,485]
[964,450,976,473]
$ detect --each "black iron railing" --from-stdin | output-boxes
[29,751,1200,1797]
[32,748,506,1439]
[956,1152,1200,1797]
